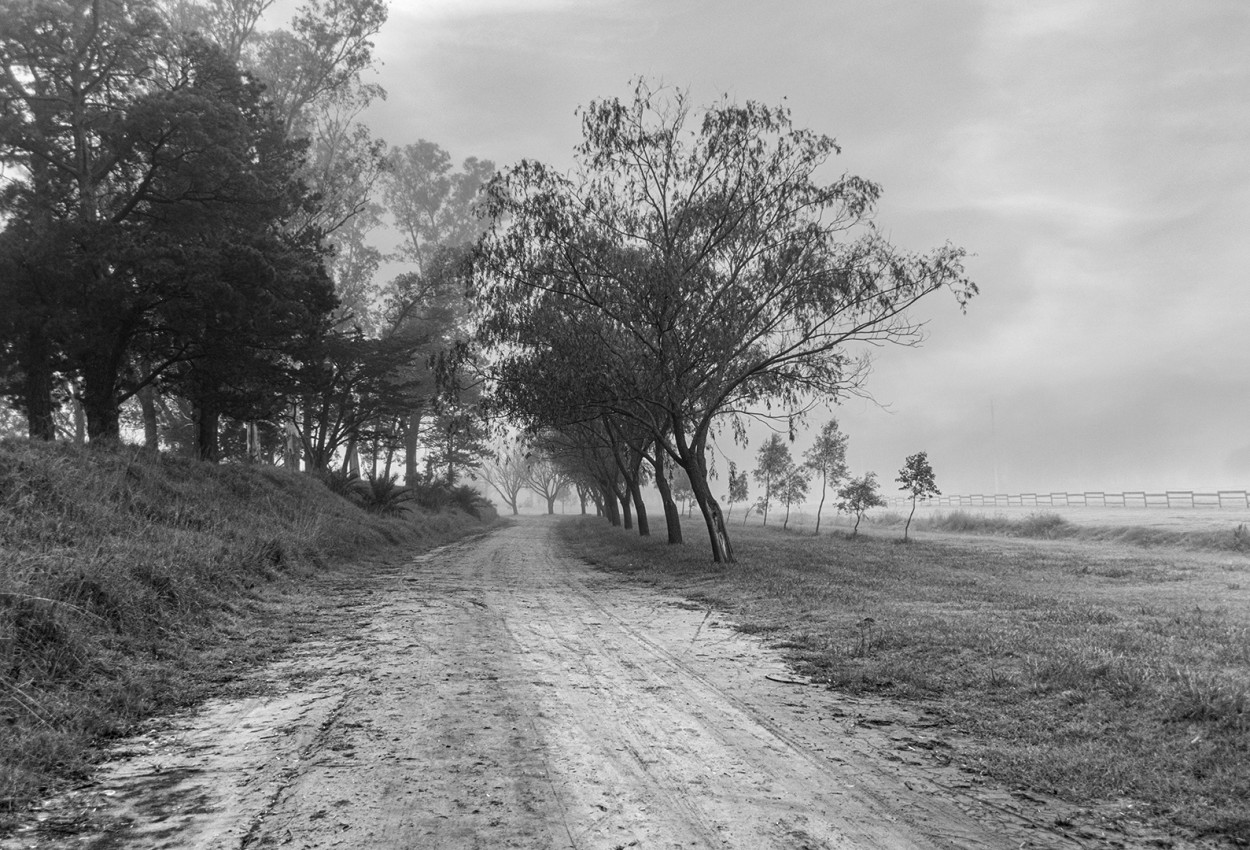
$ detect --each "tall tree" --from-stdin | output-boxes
[804,418,849,535]
[478,79,975,563]
[381,142,494,483]
[897,451,940,542]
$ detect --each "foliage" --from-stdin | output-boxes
[725,461,749,518]
[804,419,849,535]
[897,451,940,541]
[475,443,530,515]
[752,434,792,526]
[477,79,975,563]
[776,462,811,530]
[524,452,572,515]
[837,472,887,537]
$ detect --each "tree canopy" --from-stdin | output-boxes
[477,80,975,562]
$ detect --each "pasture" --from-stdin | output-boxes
[558,513,1250,844]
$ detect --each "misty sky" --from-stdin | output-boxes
[294,0,1249,494]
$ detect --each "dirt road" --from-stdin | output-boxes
[8,519,1147,849]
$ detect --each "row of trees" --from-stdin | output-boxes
[475,80,974,562]
[739,426,940,539]
[0,0,490,488]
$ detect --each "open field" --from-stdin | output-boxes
[557,515,1250,845]
[747,502,1250,535]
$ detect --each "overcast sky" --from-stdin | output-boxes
[297,0,1249,494]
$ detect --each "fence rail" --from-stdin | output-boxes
[889,490,1250,509]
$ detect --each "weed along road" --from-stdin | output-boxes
[10,520,1151,849]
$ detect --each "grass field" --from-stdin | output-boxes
[557,514,1250,845]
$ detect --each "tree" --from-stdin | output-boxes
[478,79,975,563]
[381,144,494,485]
[383,141,495,274]
[752,434,791,526]
[803,418,849,535]
[525,453,571,515]
[670,467,695,516]
[475,443,530,515]
[777,462,810,530]
[725,461,749,520]
[897,451,940,542]
[0,4,337,445]
[837,472,886,538]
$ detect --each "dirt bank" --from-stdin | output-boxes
[3,519,1197,849]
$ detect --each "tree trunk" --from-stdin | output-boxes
[619,489,632,530]
[650,453,682,544]
[672,423,734,563]
[601,486,620,526]
[403,406,423,485]
[628,477,649,537]
[284,411,301,471]
[81,370,121,443]
[905,497,916,541]
[193,397,220,463]
[21,328,56,441]
[546,494,556,514]
[137,384,159,452]
[814,471,827,535]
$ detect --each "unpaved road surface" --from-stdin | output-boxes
[6,519,1191,849]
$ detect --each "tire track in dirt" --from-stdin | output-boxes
[6,519,1186,849]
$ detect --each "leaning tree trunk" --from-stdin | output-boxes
[627,477,649,537]
[814,471,828,535]
[673,423,734,563]
[650,452,682,544]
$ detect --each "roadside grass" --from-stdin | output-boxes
[557,517,1250,844]
[0,439,490,826]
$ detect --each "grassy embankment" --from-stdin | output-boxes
[558,512,1250,845]
[0,438,490,825]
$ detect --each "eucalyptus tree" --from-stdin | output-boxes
[804,418,849,534]
[897,450,939,541]
[476,442,529,515]
[838,472,886,538]
[777,462,810,530]
[478,80,974,563]
[752,434,791,526]
[524,453,570,515]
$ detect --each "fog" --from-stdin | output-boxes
[269,0,1249,494]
